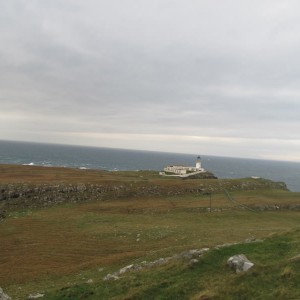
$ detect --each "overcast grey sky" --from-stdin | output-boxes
[1,0,300,161]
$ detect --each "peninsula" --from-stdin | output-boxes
[0,164,299,300]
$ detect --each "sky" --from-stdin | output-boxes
[1,0,300,162]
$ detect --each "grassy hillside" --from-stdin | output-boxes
[45,229,300,300]
[0,165,299,299]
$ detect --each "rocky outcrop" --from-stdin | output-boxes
[227,254,254,273]
[181,172,218,180]
[103,248,210,281]
[0,287,11,300]
[103,245,258,281]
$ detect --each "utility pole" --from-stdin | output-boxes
[202,191,212,212]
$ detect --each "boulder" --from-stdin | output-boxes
[227,254,254,273]
[0,287,11,300]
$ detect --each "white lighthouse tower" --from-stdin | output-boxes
[196,156,202,170]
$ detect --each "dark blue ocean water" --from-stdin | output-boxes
[0,140,300,192]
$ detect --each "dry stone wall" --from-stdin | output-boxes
[0,178,288,215]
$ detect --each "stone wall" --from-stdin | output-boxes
[0,178,288,215]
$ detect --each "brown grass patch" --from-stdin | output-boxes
[1,195,300,288]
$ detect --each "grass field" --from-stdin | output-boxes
[0,165,300,299]
[0,164,165,184]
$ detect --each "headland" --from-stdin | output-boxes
[0,164,300,300]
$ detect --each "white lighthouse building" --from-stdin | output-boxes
[163,156,205,175]
[195,156,202,170]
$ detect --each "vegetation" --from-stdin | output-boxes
[0,165,299,299]
[45,229,300,300]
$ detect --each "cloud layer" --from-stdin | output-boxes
[1,0,300,161]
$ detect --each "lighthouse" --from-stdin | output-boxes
[196,156,202,170]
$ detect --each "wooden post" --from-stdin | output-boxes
[202,191,212,212]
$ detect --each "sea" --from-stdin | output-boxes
[0,140,300,192]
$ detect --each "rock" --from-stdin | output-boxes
[244,238,263,243]
[0,287,11,300]
[192,248,210,256]
[102,247,211,281]
[28,293,44,299]
[215,242,237,249]
[103,264,143,281]
[119,264,135,274]
[189,259,199,266]
[227,254,254,273]
[177,248,210,260]
[244,237,256,243]
[149,257,172,267]
[86,279,93,284]
[289,254,300,261]
[103,274,120,281]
